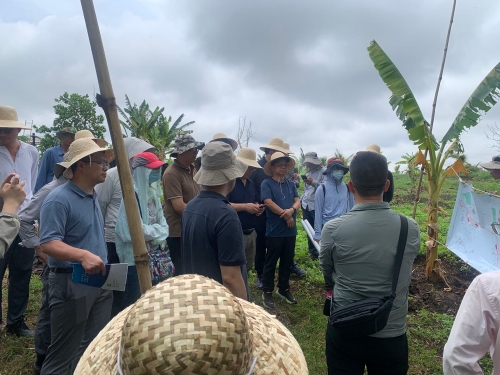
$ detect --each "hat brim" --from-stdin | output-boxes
[146,160,166,169]
[480,161,500,170]
[0,120,30,130]
[323,164,349,174]
[170,142,205,158]
[263,157,296,176]
[54,148,115,179]
[304,157,322,165]
[259,144,289,154]
[237,156,262,169]
[211,138,238,151]
[56,131,76,138]
[194,158,248,186]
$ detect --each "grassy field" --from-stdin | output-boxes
[1,170,498,374]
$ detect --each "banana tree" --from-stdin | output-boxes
[368,40,500,279]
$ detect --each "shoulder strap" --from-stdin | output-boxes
[390,215,409,299]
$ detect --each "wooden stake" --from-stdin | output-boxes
[80,0,152,293]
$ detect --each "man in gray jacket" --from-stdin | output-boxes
[319,151,420,375]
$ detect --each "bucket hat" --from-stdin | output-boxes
[322,157,349,175]
[75,129,107,148]
[54,138,114,178]
[74,274,308,375]
[304,151,322,165]
[0,106,30,129]
[259,137,289,154]
[366,144,382,154]
[282,142,294,155]
[194,142,248,186]
[210,132,238,151]
[123,137,155,160]
[263,152,295,176]
[170,134,204,157]
[56,127,76,139]
[237,147,262,169]
[132,152,166,169]
[480,155,500,170]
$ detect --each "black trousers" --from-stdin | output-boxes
[0,235,35,326]
[302,207,318,256]
[106,242,120,264]
[326,324,409,375]
[254,212,267,277]
[167,237,182,276]
[262,236,296,293]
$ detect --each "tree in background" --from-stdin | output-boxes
[235,116,256,150]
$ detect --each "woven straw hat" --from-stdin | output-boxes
[75,129,108,148]
[259,137,288,154]
[0,106,30,129]
[75,274,308,375]
[282,142,294,155]
[237,147,261,169]
[210,132,238,151]
[366,144,382,153]
[194,142,248,186]
[264,151,295,176]
[54,138,114,178]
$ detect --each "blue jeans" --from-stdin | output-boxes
[111,266,141,318]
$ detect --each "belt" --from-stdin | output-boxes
[243,228,255,235]
[49,267,73,274]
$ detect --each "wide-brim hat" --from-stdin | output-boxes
[304,151,321,165]
[282,142,294,155]
[237,147,261,169]
[54,138,114,178]
[194,142,248,186]
[480,155,500,170]
[259,137,289,154]
[210,132,238,151]
[74,274,309,375]
[75,129,107,148]
[263,151,296,176]
[323,157,349,174]
[123,137,155,160]
[0,106,30,129]
[56,127,77,139]
[170,134,204,158]
[366,144,382,154]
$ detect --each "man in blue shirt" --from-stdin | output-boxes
[39,138,114,375]
[261,152,301,309]
[34,127,75,193]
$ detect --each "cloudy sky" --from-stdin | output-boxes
[2,0,500,167]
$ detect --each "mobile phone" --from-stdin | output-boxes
[259,204,266,208]
[301,175,307,180]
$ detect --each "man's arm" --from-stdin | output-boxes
[170,197,186,215]
[319,222,336,291]
[229,202,261,214]
[220,265,247,299]
[314,185,325,240]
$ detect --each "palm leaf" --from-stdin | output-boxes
[442,62,500,143]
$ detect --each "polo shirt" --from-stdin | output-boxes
[181,190,246,284]
[162,161,200,237]
[39,180,108,269]
[35,145,64,193]
[226,178,259,230]
[261,178,299,237]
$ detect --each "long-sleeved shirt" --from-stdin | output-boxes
[94,167,122,243]
[0,212,20,258]
[443,270,500,374]
[301,166,326,211]
[34,145,64,193]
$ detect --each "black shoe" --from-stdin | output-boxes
[309,251,319,260]
[6,320,34,337]
[278,289,298,304]
[34,354,45,375]
[290,263,306,277]
[262,292,275,309]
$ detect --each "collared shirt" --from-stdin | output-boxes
[40,180,107,268]
[162,160,200,237]
[301,166,326,211]
[261,178,299,237]
[0,141,39,212]
[181,190,247,285]
[18,175,67,249]
[34,145,64,193]
[95,167,122,243]
[226,178,259,230]
[443,270,500,374]
[319,202,420,338]
[0,212,19,258]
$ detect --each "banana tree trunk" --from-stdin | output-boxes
[425,181,441,281]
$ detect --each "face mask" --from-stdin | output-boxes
[149,169,161,183]
[331,170,344,180]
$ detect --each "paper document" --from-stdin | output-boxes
[71,263,128,291]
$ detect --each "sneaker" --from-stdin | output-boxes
[262,292,275,309]
[255,276,263,289]
[6,319,34,338]
[278,289,298,304]
[290,263,306,277]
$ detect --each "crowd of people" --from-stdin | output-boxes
[1,102,500,374]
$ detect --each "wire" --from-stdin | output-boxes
[449,166,500,199]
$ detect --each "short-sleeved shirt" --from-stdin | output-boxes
[35,145,64,193]
[226,178,259,230]
[261,178,299,237]
[181,190,246,284]
[39,180,108,268]
[162,161,200,237]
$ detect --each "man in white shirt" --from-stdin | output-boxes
[0,105,39,337]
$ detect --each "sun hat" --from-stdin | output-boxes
[194,142,248,186]
[263,151,296,176]
[170,134,205,158]
[210,132,238,151]
[53,138,114,178]
[304,151,322,165]
[282,142,294,155]
[123,137,155,160]
[55,126,77,139]
[132,151,166,169]
[75,129,108,148]
[322,157,349,175]
[74,274,308,375]
[480,155,500,170]
[259,137,289,154]
[366,144,382,154]
[0,106,30,129]
[237,147,262,169]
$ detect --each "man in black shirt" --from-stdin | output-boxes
[366,144,394,203]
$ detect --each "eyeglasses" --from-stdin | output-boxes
[90,160,110,169]
[274,163,288,168]
[0,128,14,134]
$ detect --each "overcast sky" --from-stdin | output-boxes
[2,0,500,167]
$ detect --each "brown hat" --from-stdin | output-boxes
[237,147,262,169]
[0,106,30,129]
[366,144,382,153]
[210,132,238,151]
[259,137,289,154]
[75,129,107,148]
[282,142,294,154]
[263,151,295,176]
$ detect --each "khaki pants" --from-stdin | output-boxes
[243,230,257,272]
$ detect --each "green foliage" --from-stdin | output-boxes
[396,152,420,193]
[333,149,353,166]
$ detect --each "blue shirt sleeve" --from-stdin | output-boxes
[39,198,69,244]
[35,149,53,193]
[261,180,272,201]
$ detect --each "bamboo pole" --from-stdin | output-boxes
[80,0,152,293]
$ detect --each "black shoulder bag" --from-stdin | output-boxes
[328,214,409,338]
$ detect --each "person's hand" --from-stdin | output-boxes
[0,173,26,214]
[35,246,48,264]
[256,205,265,217]
[304,178,313,185]
[81,251,106,275]
[314,238,320,243]
[245,203,261,215]
[293,173,298,180]
[286,217,295,228]
[280,208,294,220]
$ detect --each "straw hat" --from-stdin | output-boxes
[0,106,30,129]
[323,157,349,174]
[366,144,382,154]
[123,137,155,160]
[194,142,248,186]
[304,151,321,165]
[75,129,108,148]
[263,151,295,176]
[210,132,238,151]
[237,147,262,169]
[259,137,289,154]
[75,274,309,375]
[54,138,114,178]
[480,155,500,170]
[282,142,294,155]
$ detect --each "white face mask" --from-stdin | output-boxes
[331,170,344,180]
